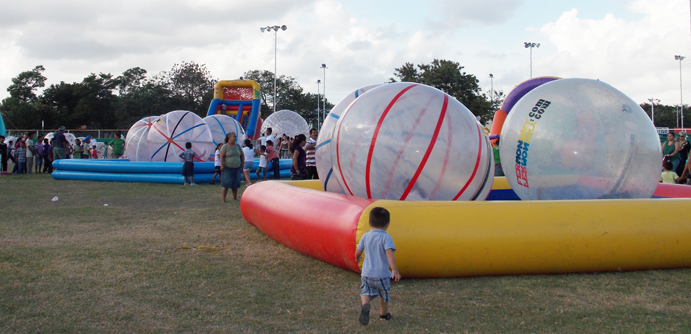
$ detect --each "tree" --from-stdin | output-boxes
[0,65,47,129]
[391,59,495,122]
[243,69,334,127]
[7,65,46,103]
[640,103,687,129]
[153,62,216,117]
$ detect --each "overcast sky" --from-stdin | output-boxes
[0,0,689,109]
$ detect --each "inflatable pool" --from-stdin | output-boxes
[52,159,293,184]
[241,179,691,278]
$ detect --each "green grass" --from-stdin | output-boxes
[1,173,691,333]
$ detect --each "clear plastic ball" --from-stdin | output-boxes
[203,114,246,146]
[44,132,77,147]
[332,82,494,201]
[499,78,661,200]
[125,116,159,161]
[147,110,215,162]
[260,109,309,139]
[316,84,381,193]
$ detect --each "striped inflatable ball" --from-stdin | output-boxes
[332,82,494,201]
[315,84,381,194]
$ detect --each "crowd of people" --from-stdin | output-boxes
[661,132,691,184]
[0,127,126,175]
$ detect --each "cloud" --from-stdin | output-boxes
[426,0,523,29]
[537,0,689,105]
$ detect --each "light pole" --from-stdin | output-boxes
[648,98,660,126]
[260,24,288,113]
[489,73,494,108]
[675,55,685,129]
[321,64,327,121]
[316,79,321,128]
[524,42,540,78]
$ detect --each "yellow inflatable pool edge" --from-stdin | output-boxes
[244,178,691,278]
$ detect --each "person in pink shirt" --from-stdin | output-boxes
[265,140,280,179]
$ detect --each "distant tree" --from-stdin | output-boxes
[391,59,495,122]
[243,69,333,126]
[640,103,687,129]
[153,61,216,117]
[7,65,46,103]
[0,65,47,129]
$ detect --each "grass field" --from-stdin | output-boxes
[1,173,691,333]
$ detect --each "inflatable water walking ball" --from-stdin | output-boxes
[147,110,215,162]
[203,114,245,146]
[261,109,309,139]
[125,116,159,161]
[500,78,661,200]
[316,84,381,194]
[332,82,494,201]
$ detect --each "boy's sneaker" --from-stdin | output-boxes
[359,303,370,325]
[190,183,197,186]
[379,313,392,321]
[183,182,189,186]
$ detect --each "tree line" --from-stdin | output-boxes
[10,59,680,131]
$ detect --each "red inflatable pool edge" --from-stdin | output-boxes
[240,181,375,273]
[654,183,691,198]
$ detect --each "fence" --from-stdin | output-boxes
[5,129,130,140]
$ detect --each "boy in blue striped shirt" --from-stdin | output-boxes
[355,207,401,325]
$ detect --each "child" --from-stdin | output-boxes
[242,139,254,186]
[661,161,680,184]
[0,135,7,173]
[354,207,401,325]
[91,145,99,159]
[16,141,27,174]
[210,143,223,185]
[255,145,268,181]
[72,139,83,159]
[179,142,196,186]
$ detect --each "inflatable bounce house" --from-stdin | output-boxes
[207,80,262,139]
[242,78,691,278]
[52,80,293,183]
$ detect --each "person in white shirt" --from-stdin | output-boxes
[265,127,275,147]
[255,145,268,181]
[24,132,35,174]
[305,128,318,179]
[242,139,255,186]
[210,143,222,185]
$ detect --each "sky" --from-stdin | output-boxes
[0,0,689,110]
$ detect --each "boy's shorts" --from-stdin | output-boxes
[360,276,391,303]
[214,166,221,173]
[35,158,42,166]
[182,161,194,177]
[257,166,266,173]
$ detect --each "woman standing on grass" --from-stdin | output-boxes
[220,132,244,202]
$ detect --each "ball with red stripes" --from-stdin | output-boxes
[331,82,494,201]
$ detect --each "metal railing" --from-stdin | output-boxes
[5,129,129,140]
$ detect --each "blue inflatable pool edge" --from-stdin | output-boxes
[52,170,292,184]
[51,159,293,184]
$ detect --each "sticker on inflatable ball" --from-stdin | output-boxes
[332,82,494,201]
[316,84,381,194]
[499,78,661,200]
